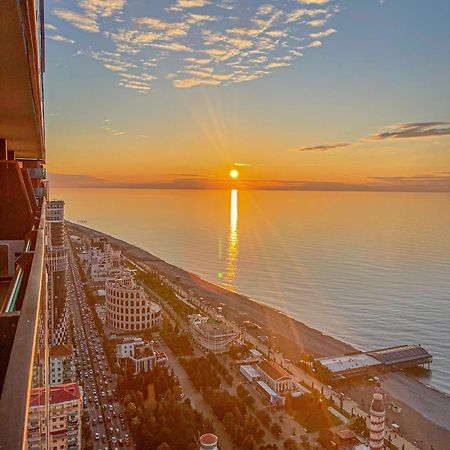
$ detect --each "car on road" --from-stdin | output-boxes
[95,433,100,440]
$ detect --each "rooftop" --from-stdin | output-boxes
[30,383,81,408]
[257,360,291,381]
[335,429,357,440]
[49,343,73,358]
[316,353,381,373]
[199,433,218,446]
[367,345,432,365]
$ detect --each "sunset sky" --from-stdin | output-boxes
[45,0,450,191]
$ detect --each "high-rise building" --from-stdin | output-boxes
[0,2,48,448]
[369,383,386,450]
[27,383,82,450]
[46,200,69,345]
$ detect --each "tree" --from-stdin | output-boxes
[271,422,282,439]
[283,438,299,450]
[157,444,172,450]
[351,416,367,435]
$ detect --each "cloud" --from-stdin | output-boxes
[298,142,351,152]
[45,23,58,30]
[307,18,328,27]
[48,34,75,44]
[176,0,209,6]
[78,0,126,17]
[371,122,450,140]
[310,27,336,38]
[298,0,330,4]
[266,62,290,68]
[53,9,99,32]
[55,0,341,91]
[307,40,322,48]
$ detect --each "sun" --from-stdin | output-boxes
[230,169,239,179]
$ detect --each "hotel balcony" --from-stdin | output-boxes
[0,0,46,449]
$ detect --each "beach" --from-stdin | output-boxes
[68,222,450,449]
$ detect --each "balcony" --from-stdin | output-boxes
[0,0,46,448]
[0,0,45,158]
[0,204,46,447]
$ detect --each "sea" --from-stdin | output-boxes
[52,188,450,394]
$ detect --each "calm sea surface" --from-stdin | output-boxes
[53,188,450,393]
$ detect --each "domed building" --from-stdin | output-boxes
[105,270,161,332]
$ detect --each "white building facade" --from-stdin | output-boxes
[256,360,294,393]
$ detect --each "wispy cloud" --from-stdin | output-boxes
[53,9,99,32]
[299,142,351,152]
[48,34,75,44]
[371,122,450,140]
[53,0,341,92]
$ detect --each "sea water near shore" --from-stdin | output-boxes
[53,188,450,394]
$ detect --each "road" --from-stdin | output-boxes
[67,243,132,450]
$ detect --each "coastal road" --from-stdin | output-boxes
[68,243,132,449]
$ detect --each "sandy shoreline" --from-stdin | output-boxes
[68,222,450,448]
[69,221,355,358]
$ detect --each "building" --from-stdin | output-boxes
[87,236,121,283]
[105,270,162,331]
[369,383,386,450]
[49,344,76,385]
[0,2,48,447]
[334,429,358,450]
[256,360,294,393]
[240,364,261,382]
[315,353,381,381]
[116,337,167,375]
[46,200,69,345]
[255,380,286,406]
[315,344,433,382]
[199,433,219,450]
[366,345,432,370]
[190,321,239,353]
[27,383,82,450]
[188,313,209,325]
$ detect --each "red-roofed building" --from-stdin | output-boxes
[256,360,294,393]
[27,383,81,450]
[199,433,218,449]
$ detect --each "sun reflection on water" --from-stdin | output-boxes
[224,189,239,287]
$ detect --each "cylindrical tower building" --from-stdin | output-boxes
[199,433,218,450]
[369,383,385,450]
[105,269,162,332]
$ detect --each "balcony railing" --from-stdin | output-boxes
[0,205,46,449]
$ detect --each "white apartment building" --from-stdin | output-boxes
[27,383,82,450]
[105,270,162,332]
[116,338,168,375]
[87,236,121,283]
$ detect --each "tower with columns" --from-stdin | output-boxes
[369,382,385,450]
